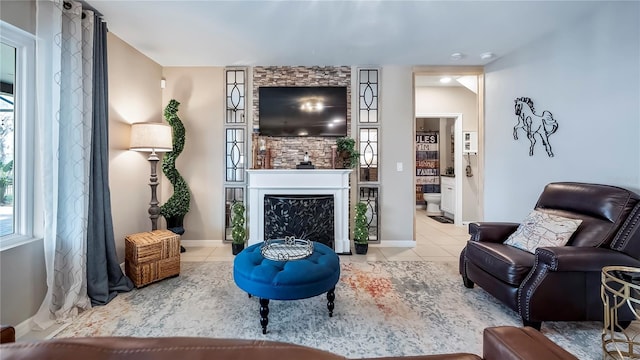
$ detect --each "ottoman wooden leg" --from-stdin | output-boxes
[327,288,335,317]
[259,298,269,334]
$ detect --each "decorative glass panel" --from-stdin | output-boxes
[358,186,379,243]
[226,69,245,124]
[359,128,378,182]
[224,187,244,242]
[358,69,378,123]
[225,128,245,182]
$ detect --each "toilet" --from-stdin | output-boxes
[423,193,442,216]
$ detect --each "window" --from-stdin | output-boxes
[0,43,14,237]
[0,21,36,250]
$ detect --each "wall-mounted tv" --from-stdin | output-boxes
[258,86,347,137]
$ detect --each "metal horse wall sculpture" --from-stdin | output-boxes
[513,97,558,157]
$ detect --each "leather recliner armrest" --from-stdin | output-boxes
[483,326,577,360]
[468,222,520,243]
[0,325,15,344]
[536,247,640,272]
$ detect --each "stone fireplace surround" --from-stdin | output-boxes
[247,169,352,254]
[252,66,351,169]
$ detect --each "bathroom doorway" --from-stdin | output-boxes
[414,114,463,225]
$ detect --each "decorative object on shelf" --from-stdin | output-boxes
[513,97,558,157]
[255,137,268,169]
[353,202,369,254]
[260,236,313,261]
[251,133,259,169]
[159,100,191,253]
[331,145,338,169]
[296,151,315,169]
[336,137,359,169]
[264,148,271,169]
[231,202,246,255]
[129,122,173,231]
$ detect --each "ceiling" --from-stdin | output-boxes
[84,0,604,67]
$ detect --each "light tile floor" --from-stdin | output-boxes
[181,209,469,262]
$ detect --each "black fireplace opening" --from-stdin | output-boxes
[264,194,335,249]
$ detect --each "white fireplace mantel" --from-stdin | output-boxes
[247,169,352,254]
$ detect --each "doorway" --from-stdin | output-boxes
[414,114,463,225]
[413,69,484,239]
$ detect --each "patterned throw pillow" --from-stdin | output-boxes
[504,210,583,253]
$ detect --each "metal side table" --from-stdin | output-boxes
[602,266,640,359]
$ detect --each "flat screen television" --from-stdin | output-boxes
[258,86,347,137]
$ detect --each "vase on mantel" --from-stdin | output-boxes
[331,145,337,169]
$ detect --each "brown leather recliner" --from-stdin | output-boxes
[0,325,578,359]
[460,182,640,330]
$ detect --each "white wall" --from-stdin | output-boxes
[0,0,35,34]
[379,66,415,241]
[161,67,225,241]
[108,33,164,261]
[483,2,640,222]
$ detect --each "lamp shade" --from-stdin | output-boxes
[129,122,173,152]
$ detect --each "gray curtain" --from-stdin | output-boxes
[87,14,134,305]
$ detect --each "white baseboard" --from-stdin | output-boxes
[181,240,225,247]
[15,318,70,341]
[371,240,416,248]
[14,317,31,339]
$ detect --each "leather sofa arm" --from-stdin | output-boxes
[483,326,577,360]
[0,325,15,344]
[536,247,640,272]
[468,222,520,243]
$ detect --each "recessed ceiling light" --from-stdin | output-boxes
[440,77,453,84]
[480,52,495,60]
[450,52,464,61]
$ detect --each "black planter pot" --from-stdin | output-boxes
[355,243,368,255]
[232,243,245,255]
[165,215,186,253]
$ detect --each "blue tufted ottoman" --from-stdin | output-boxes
[233,241,340,334]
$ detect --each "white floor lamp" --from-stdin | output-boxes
[130,122,173,230]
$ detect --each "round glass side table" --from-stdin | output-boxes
[601,266,640,359]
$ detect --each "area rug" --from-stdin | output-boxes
[54,260,601,359]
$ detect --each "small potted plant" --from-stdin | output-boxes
[231,202,246,255]
[336,137,360,169]
[353,202,369,254]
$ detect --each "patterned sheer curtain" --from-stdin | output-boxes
[32,0,132,330]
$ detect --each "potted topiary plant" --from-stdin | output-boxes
[160,100,191,246]
[336,137,360,169]
[231,202,246,255]
[353,202,369,254]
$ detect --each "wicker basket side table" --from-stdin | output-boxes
[125,230,180,288]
